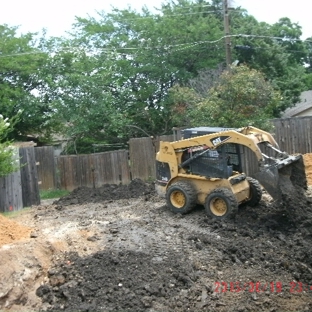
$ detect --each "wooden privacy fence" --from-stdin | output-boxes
[55,150,130,191]
[0,150,23,212]
[272,117,312,154]
[36,137,175,191]
[129,137,158,180]
[33,116,312,191]
[0,146,40,212]
[35,146,56,190]
[2,116,312,212]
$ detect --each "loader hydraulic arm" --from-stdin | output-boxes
[157,126,306,202]
[168,130,267,164]
[236,126,279,149]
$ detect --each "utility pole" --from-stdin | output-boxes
[223,0,232,67]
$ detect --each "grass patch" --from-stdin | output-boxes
[1,208,31,218]
[40,189,70,200]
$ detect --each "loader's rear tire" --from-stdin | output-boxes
[166,181,197,214]
[245,177,262,207]
[205,188,238,220]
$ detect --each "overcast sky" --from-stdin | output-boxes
[0,0,310,39]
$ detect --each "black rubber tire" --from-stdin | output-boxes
[166,181,197,214]
[245,177,262,207]
[204,188,238,220]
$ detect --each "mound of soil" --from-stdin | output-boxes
[37,250,198,312]
[54,179,155,206]
[36,187,312,312]
[304,153,312,186]
[275,156,312,234]
[3,168,312,311]
[0,214,32,246]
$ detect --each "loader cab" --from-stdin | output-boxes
[182,127,243,174]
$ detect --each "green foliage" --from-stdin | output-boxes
[0,114,20,177]
[168,85,203,127]
[0,25,59,140]
[59,0,308,148]
[230,16,307,112]
[304,37,312,70]
[40,45,133,153]
[40,189,70,200]
[303,73,312,90]
[171,65,280,130]
[49,1,223,147]
[1,0,309,153]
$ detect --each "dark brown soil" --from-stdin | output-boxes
[34,176,312,312]
[54,178,156,206]
[276,156,312,234]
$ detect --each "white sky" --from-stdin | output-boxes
[0,0,310,39]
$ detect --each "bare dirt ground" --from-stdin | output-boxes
[1,154,312,312]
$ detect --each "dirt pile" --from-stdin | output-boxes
[54,178,156,206]
[0,214,32,246]
[275,156,312,235]
[2,166,312,312]
[304,153,312,186]
[34,178,312,312]
[37,250,198,312]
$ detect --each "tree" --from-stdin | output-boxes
[65,0,225,139]
[170,65,280,129]
[30,0,310,153]
[231,15,306,113]
[0,25,58,140]
[37,38,136,153]
[303,37,312,89]
[67,0,309,139]
[0,114,20,177]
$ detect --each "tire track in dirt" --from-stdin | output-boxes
[2,178,312,311]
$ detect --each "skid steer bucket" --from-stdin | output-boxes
[253,154,307,201]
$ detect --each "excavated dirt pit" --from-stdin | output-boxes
[1,154,312,312]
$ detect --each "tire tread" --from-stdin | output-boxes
[166,181,197,214]
[246,177,262,206]
[205,187,238,220]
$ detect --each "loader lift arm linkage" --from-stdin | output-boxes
[157,126,306,202]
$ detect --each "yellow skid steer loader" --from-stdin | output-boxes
[155,126,307,219]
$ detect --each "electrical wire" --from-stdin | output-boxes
[110,9,225,21]
[0,34,311,58]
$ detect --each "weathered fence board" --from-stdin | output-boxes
[129,137,156,180]
[0,150,23,212]
[19,147,40,207]
[35,146,56,190]
[2,116,310,211]
[56,150,131,191]
[29,116,312,192]
[271,117,312,154]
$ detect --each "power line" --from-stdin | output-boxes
[237,45,308,55]
[0,34,311,58]
[98,9,226,23]
[89,6,245,23]
[232,34,310,42]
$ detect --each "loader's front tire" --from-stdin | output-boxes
[166,181,197,214]
[205,188,238,220]
[245,177,262,207]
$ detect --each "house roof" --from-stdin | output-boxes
[282,90,312,117]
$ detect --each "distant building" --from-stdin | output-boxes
[281,90,312,117]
